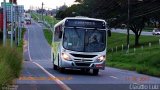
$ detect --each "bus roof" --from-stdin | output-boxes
[65,17,106,22]
[54,17,107,28]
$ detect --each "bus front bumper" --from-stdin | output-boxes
[61,60,105,70]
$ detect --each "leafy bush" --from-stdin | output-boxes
[0,47,22,85]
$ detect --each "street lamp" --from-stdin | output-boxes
[41,2,44,22]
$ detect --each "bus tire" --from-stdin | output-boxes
[53,64,58,70]
[59,67,65,73]
[58,54,60,68]
[93,69,99,75]
[86,69,90,73]
[58,55,65,73]
[52,54,57,70]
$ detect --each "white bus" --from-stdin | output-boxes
[51,17,107,75]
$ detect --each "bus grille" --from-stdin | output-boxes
[74,59,93,62]
[70,53,97,58]
[75,63,91,67]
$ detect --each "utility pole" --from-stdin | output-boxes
[20,15,22,41]
[41,2,44,22]
[17,6,20,46]
[14,5,18,46]
[18,16,20,45]
[127,0,130,46]
[11,3,13,47]
[10,0,15,47]
[3,0,6,47]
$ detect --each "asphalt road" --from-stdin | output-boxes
[111,28,153,36]
[16,21,160,90]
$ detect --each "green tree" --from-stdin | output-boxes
[57,0,160,46]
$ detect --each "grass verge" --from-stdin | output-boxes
[107,33,160,77]
[108,32,160,51]
[43,15,60,25]
[31,13,60,26]
[31,13,40,21]
[43,29,53,45]
[0,28,26,85]
[0,47,23,84]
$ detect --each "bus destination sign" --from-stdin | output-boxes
[65,19,106,29]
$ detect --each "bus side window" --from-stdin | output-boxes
[54,26,62,42]
[59,31,62,38]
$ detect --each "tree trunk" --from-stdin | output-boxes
[154,22,157,27]
[147,22,150,27]
[135,34,139,46]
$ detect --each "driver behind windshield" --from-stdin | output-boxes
[86,33,103,52]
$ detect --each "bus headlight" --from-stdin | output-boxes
[62,53,70,60]
[97,55,106,62]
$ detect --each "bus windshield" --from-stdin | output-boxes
[63,28,106,52]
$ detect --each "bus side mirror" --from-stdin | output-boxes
[59,31,62,38]
[107,30,111,37]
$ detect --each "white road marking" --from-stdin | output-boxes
[110,76,119,79]
[34,20,42,27]
[27,26,71,90]
[27,28,32,61]
[133,83,138,84]
[33,62,71,90]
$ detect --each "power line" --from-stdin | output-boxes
[132,0,160,15]
[133,7,160,18]
[129,0,160,18]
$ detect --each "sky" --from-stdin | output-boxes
[0,0,76,10]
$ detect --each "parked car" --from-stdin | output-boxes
[25,19,31,24]
[152,28,160,35]
[38,20,43,23]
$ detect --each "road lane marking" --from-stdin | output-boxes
[27,28,32,61]
[110,76,119,79]
[23,31,28,60]
[26,25,71,90]
[133,83,138,84]
[23,40,28,52]
[34,20,42,27]
[18,76,72,81]
[33,62,71,90]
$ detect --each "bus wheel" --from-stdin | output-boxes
[53,64,58,70]
[93,69,99,75]
[52,54,57,70]
[59,67,65,73]
[86,69,90,73]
